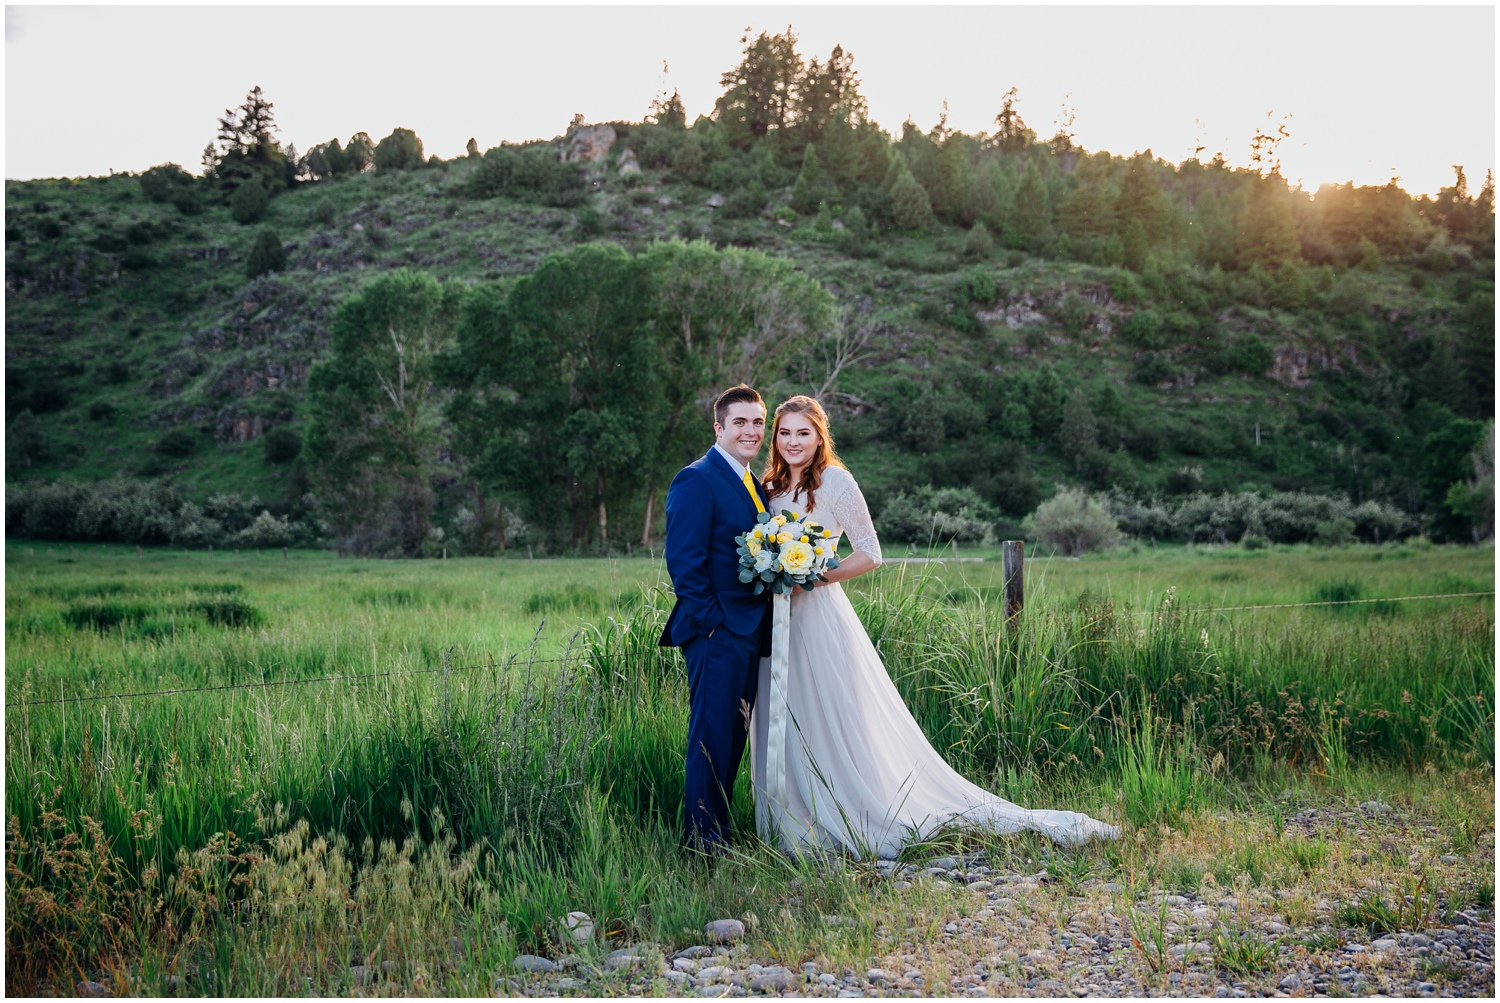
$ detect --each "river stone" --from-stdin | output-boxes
[676,945,715,960]
[77,983,110,998]
[565,910,594,943]
[513,954,558,973]
[704,918,745,943]
[751,968,795,991]
[606,949,642,970]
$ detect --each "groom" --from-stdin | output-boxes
[660,383,774,853]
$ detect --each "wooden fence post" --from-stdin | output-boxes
[1002,540,1025,625]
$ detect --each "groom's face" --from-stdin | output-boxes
[714,402,765,464]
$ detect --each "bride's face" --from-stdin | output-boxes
[775,411,820,470]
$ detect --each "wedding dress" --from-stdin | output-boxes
[750,465,1120,858]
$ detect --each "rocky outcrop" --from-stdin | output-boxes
[563,124,617,164]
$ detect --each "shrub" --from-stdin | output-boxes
[1314,516,1356,547]
[87,401,116,422]
[964,220,994,257]
[463,146,586,207]
[1134,353,1175,385]
[155,427,197,458]
[138,163,194,203]
[6,410,49,472]
[878,486,997,545]
[229,179,269,224]
[889,168,932,230]
[1057,293,1091,338]
[1120,308,1165,348]
[1023,487,1122,555]
[374,127,425,171]
[957,266,997,305]
[170,501,224,547]
[311,198,337,226]
[262,425,301,464]
[233,510,301,549]
[245,227,287,278]
[1227,334,1274,376]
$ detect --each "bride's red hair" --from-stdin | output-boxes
[761,396,845,513]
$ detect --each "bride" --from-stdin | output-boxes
[749,395,1120,857]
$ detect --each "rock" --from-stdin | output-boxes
[969,879,994,891]
[866,969,892,984]
[1372,938,1399,951]
[705,918,745,943]
[892,880,911,890]
[751,968,795,992]
[705,194,726,209]
[944,922,959,934]
[513,954,558,974]
[696,986,731,998]
[800,963,819,975]
[837,992,864,999]
[348,965,374,986]
[676,945,715,960]
[1263,921,1288,934]
[929,856,959,870]
[674,958,700,973]
[606,949,642,971]
[1278,973,1302,990]
[1192,906,1216,920]
[818,974,837,985]
[1360,801,1393,815]
[1440,854,1459,864]
[1415,982,1437,993]
[77,983,110,998]
[556,977,586,989]
[617,149,642,176]
[698,966,731,980]
[564,124,617,164]
[565,910,594,943]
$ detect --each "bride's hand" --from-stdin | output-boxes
[821,551,878,585]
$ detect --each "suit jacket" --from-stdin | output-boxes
[660,448,773,647]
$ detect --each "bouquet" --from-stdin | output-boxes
[736,509,840,595]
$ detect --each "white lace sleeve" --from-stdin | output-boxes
[826,467,883,566]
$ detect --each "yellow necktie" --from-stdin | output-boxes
[742,468,766,513]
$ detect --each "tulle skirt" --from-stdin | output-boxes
[749,580,1120,858]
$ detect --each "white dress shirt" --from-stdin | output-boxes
[712,442,753,480]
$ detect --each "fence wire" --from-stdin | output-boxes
[8,590,1492,710]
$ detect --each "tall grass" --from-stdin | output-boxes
[3,543,1492,990]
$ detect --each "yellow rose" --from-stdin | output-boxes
[746,536,762,556]
[780,540,815,575]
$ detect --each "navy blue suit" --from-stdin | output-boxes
[660,448,773,847]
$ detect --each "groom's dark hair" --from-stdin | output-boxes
[712,384,764,427]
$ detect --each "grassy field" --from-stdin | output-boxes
[4,541,1494,994]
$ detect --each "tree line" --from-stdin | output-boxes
[302,242,836,556]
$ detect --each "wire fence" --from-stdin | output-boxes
[8,590,1492,710]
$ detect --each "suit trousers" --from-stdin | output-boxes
[681,625,762,846]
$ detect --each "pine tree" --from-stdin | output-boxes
[230,180,269,224]
[792,143,821,214]
[1060,388,1098,466]
[1027,363,1065,439]
[245,227,287,277]
[1237,175,1301,270]
[889,165,932,230]
[346,133,375,173]
[1008,162,1049,248]
[964,220,994,257]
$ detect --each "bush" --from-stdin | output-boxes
[1314,516,1356,547]
[1120,308,1165,348]
[311,198,337,226]
[957,266,997,305]
[889,168,932,230]
[1023,488,1122,555]
[1226,334,1274,377]
[1057,293,1091,338]
[245,227,287,278]
[878,486,997,545]
[463,146,586,207]
[964,220,994,258]
[233,509,301,549]
[262,425,301,464]
[374,127,425,171]
[138,163,194,203]
[229,179,269,224]
[155,428,197,458]
[6,410,49,472]
[87,401,116,422]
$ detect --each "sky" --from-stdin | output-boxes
[5,4,1495,197]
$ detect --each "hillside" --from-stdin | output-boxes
[5,72,1495,552]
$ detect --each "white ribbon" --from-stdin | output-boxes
[763,591,792,817]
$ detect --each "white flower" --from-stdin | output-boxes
[780,540,815,575]
[753,549,777,573]
[781,521,805,540]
